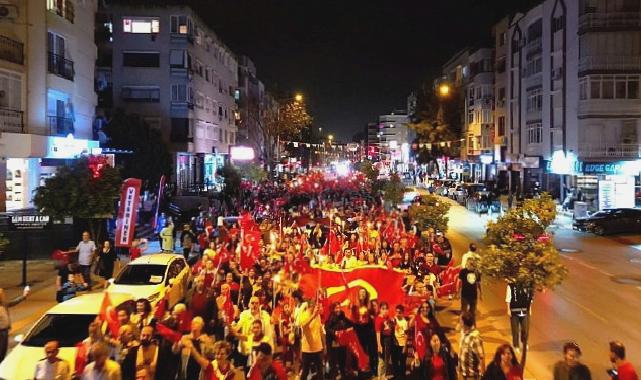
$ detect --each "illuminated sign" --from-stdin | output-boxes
[46,136,100,159]
[230,146,255,161]
[10,215,51,230]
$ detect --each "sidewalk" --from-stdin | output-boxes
[0,260,58,302]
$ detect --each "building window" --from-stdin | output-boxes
[123,51,160,67]
[123,17,160,34]
[47,0,74,23]
[497,116,506,136]
[499,32,506,47]
[552,16,565,33]
[526,87,543,112]
[143,117,161,130]
[527,123,542,144]
[170,15,192,34]
[524,56,542,77]
[218,128,222,141]
[121,86,160,102]
[585,75,640,99]
[171,84,187,102]
[169,49,187,68]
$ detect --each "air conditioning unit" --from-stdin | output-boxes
[0,4,18,19]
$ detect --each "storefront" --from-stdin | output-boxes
[176,152,226,193]
[1,133,99,212]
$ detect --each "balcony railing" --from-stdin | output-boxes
[578,143,641,158]
[0,35,24,65]
[0,107,24,133]
[525,36,542,59]
[47,115,74,136]
[48,52,74,81]
[579,12,641,32]
[579,55,641,73]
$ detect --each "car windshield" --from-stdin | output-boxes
[591,211,613,218]
[115,264,166,285]
[22,314,96,347]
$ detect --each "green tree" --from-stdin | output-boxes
[33,157,121,241]
[383,173,405,208]
[409,194,451,233]
[0,233,8,253]
[102,109,172,189]
[358,160,379,183]
[218,163,242,200]
[480,193,567,365]
[237,162,268,183]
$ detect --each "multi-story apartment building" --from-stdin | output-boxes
[377,111,415,172]
[0,0,99,212]
[493,17,510,166]
[96,3,238,192]
[465,48,495,161]
[237,55,267,165]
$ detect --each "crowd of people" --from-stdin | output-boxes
[5,175,638,380]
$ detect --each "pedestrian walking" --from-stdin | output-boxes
[505,283,532,354]
[553,341,592,380]
[459,311,485,380]
[481,344,523,380]
[608,341,638,380]
[457,258,482,317]
[66,231,97,289]
[461,243,479,269]
[81,342,121,380]
[97,240,117,285]
[34,340,71,380]
[180,224,196,261]
[0,286,28,361]
[160,221,175,253]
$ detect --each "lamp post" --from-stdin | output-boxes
[275,93,304,171]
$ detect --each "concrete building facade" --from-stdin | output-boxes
[0,0,100,211]
[96,3,238,192]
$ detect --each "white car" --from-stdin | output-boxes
[106,253,191,309]
[0,292,134,380]
[398,190,421,211]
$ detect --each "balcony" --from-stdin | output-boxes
[579,143,641,158]
[47,115,74,137]
[579,12,641,33]
[525,37,542,59]
[579,55,641,73]
[0,35,24,65]
[47,52,74,81]
[0,107,24,133]
[47,0,75,23]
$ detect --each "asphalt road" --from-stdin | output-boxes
[439,195,641,379]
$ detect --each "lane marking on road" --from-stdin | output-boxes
[561,255,613,277]
[560,294,608,323]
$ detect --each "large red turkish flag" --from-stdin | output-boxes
[298,265,406,311]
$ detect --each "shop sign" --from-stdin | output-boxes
[46,136,99,159]
[10,214,51,230]
[582,162,628,175]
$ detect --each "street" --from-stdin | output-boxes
[436,195,641,379]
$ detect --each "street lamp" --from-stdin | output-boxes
[295,93,304,103]
[438,83,450,97]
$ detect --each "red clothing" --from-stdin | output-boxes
[374,316,394,336]
[617,362,639,380]
[190,291,212,320]
[129,247,141,260]
[430,354,446,380]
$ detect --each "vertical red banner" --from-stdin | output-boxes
[115,178,142,248]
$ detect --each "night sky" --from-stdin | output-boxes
[191,0,539,140]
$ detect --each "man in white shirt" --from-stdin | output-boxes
[34,340,71,380]
[460,243,479,269]
[70,232,97,289]
[232,296,274,363]
[82,342,121,380]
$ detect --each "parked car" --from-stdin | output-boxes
[573,208,641,235]
[398,189,421,211]
[456,183,487,205]
[106,253,191,308]
[0,292,134,380]
[434,180,457,196]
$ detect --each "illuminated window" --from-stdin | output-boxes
[123,17,160,34]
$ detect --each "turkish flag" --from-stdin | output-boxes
[240,230,262,270]
[99,292,120,338]
[298,266,406,313]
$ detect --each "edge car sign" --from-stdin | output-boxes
[10,215,51,230]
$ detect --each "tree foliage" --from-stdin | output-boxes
[218,163,242,199]
[357,160,379,184]
[409,83,464,164]
[383,173,405,207]
[264,99,313,141]
[481,193,567,291]
[102,109,172,188]
[33,157,121,240]
[0,233,8,252]
[409,194,451,233]
[237,162,268,183]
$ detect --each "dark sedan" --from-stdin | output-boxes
[573,208,641,235]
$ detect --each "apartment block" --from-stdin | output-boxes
[96,3,238,192]
[0,0,99,211]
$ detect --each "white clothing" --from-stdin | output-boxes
[77,240,97,266]
[34,358,71,380]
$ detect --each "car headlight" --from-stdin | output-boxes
[148,292,161,303]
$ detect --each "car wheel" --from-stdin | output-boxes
[593,225,606,235]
